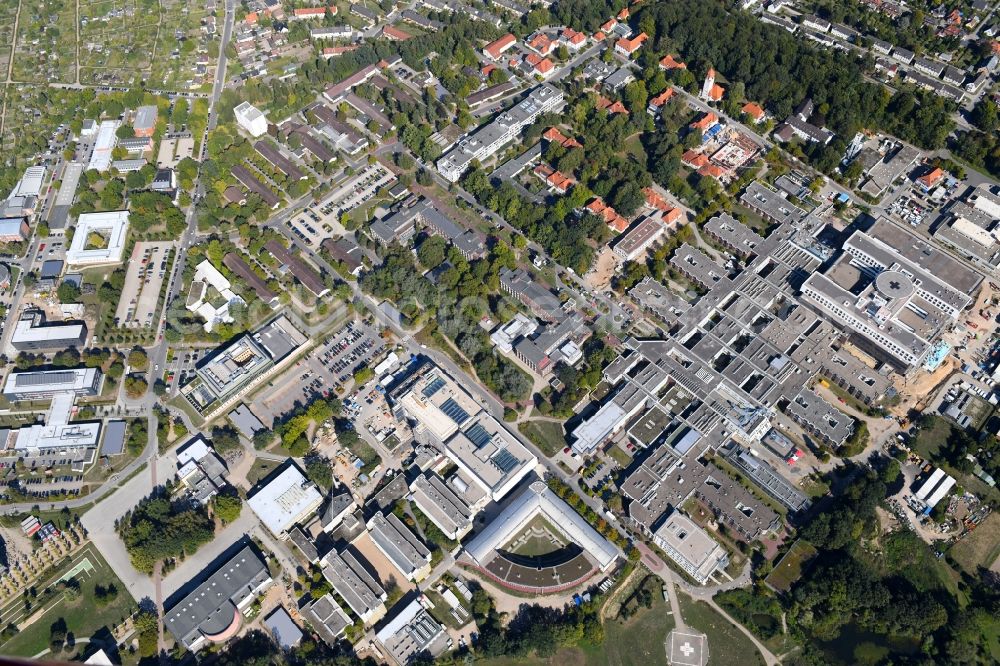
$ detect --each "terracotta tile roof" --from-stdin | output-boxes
[323,45,359,56]
[294,6,335,17]
[649,89,675,108]
[381,25,411,40]
[662,207,682,225]
[659,54,687,70]
[918,167,944,187]
[586,197,629,232]
[741,102,765,121]
[682,150,709,167]
[615,32,647,54]
[525,53,554,73]
[484,33,516,59]
[529,33,554,54]
[690,112,718,131]
[698,163,725,179]
[643,187,671,211]
[543,127,582,148]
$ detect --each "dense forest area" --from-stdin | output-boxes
[754,466,1000,665]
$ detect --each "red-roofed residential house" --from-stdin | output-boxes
[643,187,670,212]
[917,167,944,190]
[659,54,687,71]
[533,165,576,194]
[600,19,618,32]
[597,97,629,115]
[698,163,725,180]
[483,33,516,59]
[524,53,554,78]
[682,150,709,169]
[381,25,411,41]
[586,197,629,232]
[615,32,648,56]
[292,6,336,19]
[543,127,582,148]
[322,45,360,58]
[690,112,718,131]
[528,33,555,55]
[741,102,766,124]
[647,88,675,115]
[560,27,587,49]
[662,207,683,229]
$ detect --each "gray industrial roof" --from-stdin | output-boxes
[264,607,303,649]
[100,420,127,456]
[163,546,271,648]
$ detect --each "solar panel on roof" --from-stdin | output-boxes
[465,423,492,449]
[15,371,76,387]
[422,376,446,398]
[441,398,470,425]
[491,449,520,474]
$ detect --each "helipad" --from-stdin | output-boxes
[667,628,708,666]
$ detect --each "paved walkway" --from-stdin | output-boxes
[79,449,179,603]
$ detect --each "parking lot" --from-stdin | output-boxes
[115,241,174,328]
[165,347,211,394]
[253,320,386,425]
[317,163,395,220]
[34,239,66,268]
[157,136,195,169]
[285,208,334,249]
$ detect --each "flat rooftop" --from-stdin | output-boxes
[247,466,322,534]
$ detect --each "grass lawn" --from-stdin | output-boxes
[0,544,136,658]
[343,436,379,472]
[765,539,818,593]
[949,512,1000,575]
[475,590,676,666]
[607,445,633,468]
[247,458,283,486]
[414,324,474,375]
[729,204,771,237]
[624,134,646,162]
[518,420,566,457]
[909,415,951,459]
[678,591,766,666]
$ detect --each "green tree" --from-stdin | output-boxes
[212,490,243,525]
[56,282,80,303]
[127,347,148,371]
